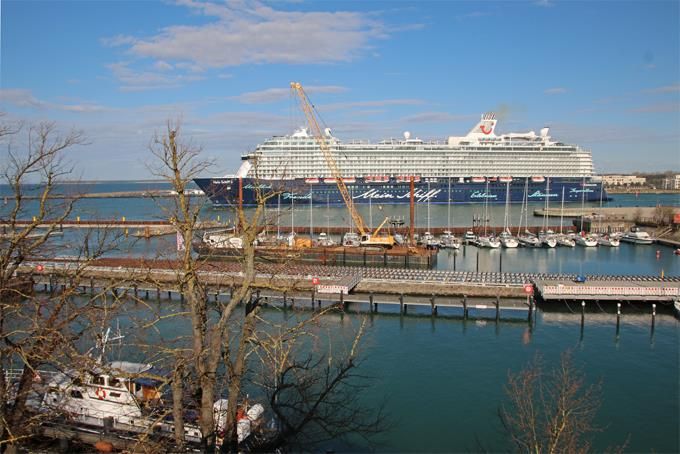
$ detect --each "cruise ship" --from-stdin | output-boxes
[194,113,607,207]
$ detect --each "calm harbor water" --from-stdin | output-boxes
[2,182,679,452]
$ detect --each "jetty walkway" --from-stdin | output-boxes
[17,258,680,314]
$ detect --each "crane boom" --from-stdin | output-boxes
[290,82,368,235]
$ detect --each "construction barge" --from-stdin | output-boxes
[193,242,438,269]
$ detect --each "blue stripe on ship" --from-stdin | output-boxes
[193,178,608,207]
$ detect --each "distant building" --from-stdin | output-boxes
[602,175,646,186]
[672,175,680,190]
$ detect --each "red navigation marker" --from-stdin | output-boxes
[523,283,534,295]
[35,264,44,273]
[312,277,320,285]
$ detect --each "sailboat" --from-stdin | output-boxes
[518,178,541,247]
[421,181,439,249]
[499,180,519,248]
[476,180,501,248]
[342,186,360,247]
[595,184,619,247]
[440,177,461,249]
[317,193,336,247]
[556,187,576,247]
[538,177,557,248]
[574,176,598,247]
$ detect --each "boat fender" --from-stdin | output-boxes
[96,387,106,400]
[94,440,114,453]
[247,403,265,421]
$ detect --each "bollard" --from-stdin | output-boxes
[43,283,48,292]
[340,292,344,311]
[230,286,234,300]
[145,289,149,299]
[463,295,468,320]
[283,291,287,309]
[495,296,500,322]
[399,294,404,315]
[430,294,436,316]
[168,291,172,300]
[311,289,315,307]
[215,292,219,303]
[133,285,138,299]
[369,293,374,313]
[180,292,184,304]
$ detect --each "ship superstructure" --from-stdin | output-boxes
[195,113,606,206]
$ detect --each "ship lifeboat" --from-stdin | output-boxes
[323,178,336,184]
[396,175,420,183]
[531,176,546,183]
[365,176,373,183]
[488,176,498,182]
[304,178,320,184]
[342,177,356,184]
[471,177,486,183]
[498,176,513,183]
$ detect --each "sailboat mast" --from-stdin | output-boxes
[560,186,565,234]
[427,181,431,232]
[277,193,281,238]
[309,184,313,237]
[447,177,452,231]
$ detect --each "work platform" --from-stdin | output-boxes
[534,278,680,302]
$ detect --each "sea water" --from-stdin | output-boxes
[1,182,679,452]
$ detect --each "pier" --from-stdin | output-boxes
[17,258,679,312]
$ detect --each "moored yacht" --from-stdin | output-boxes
[574,233,598,247]
[620,226,654,245]
[439,230,461,249]
[498,230,519,248]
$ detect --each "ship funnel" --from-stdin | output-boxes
[540,127,550,137]
[466,112,497,137]
[324,127,332,137]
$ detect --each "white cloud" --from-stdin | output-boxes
[643,84,680,94]
[107,0,387,69]
[107,61,204,92]
[153,60,174,71]
[628,102,680,113]
[323,98,424,111]
[400,112,470,123]
[0,89,45,108]
[544,87,567,95]
[232,85,347,104]
[534,0,555,7]
[0,88,107,112]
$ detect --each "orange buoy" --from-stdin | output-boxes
[94,440,114,452]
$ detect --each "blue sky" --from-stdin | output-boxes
[1,0,678,179]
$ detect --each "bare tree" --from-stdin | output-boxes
[0,119,122,450]
[500,352,603,454]
[147,122,385,453]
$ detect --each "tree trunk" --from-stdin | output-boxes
[172,360,185,449]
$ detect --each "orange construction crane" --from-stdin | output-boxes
[290,82,394,248]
